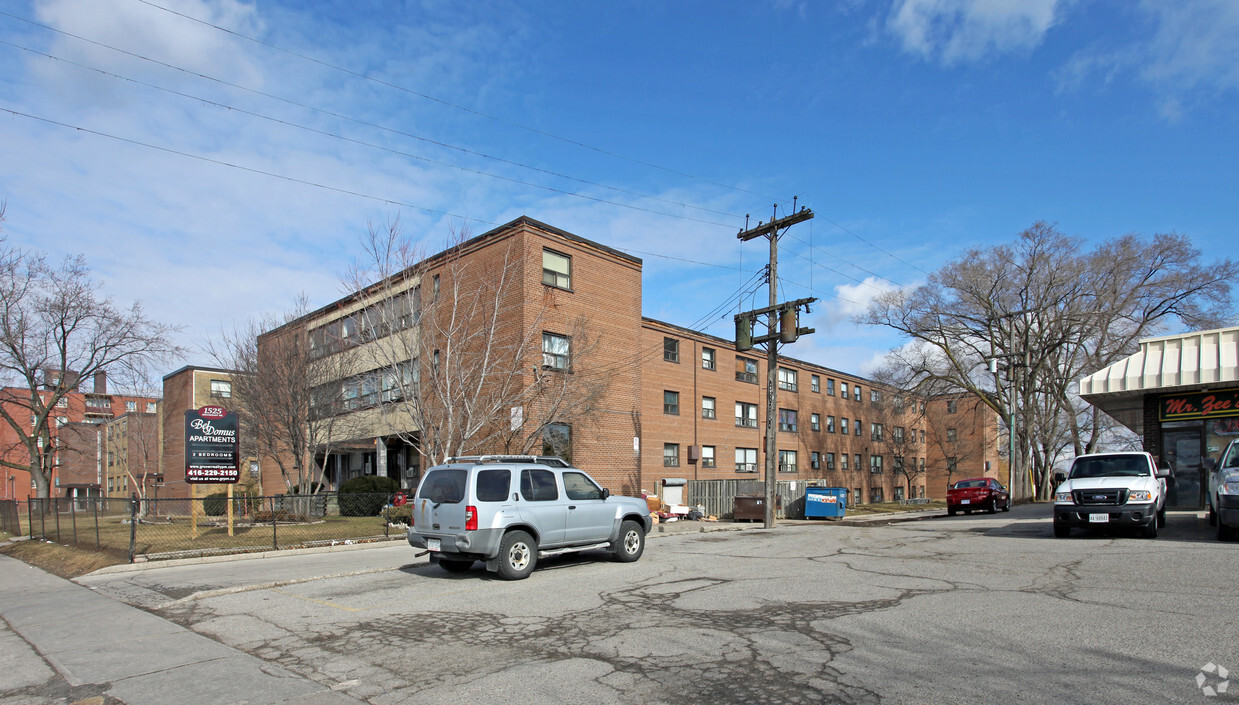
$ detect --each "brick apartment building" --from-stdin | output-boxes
[157,366,261,499]
[260,216,1001,503]
[0,371,159,501]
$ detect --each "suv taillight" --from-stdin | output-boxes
[465,505,477,531]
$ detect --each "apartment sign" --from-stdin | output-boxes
[185,406,240,483]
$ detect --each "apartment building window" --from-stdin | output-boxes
[871,423,883,441]
[702,396,716,419]
[826,452,836,471]
[779,450,797,473]
[947,456,958,473]
[432,274,440,300]
[840,454,848,471]
[107,451,114,467]
[664,443,680,467]
[947,399,958,413]
[855,454,863,472]
[777,367,798,392]
[855,419,863,436]
[735,448,758,473]
[664,391,680,415]
[811,413,821,431]
[871,389,881,403]
[854,385,861,402]
[542,332,570,370]
[947,427,958,442]
[811,374,821,393]
[841,381,849,399]
[778,408,797,432]
[702,347,716,370]
[736,357,758,384]
[542,423,572,462]
[126,401,137,412]
[736,402,758,428]
[871,487,884,503]
[146,402,156,413]
[663,337,680,363]
[893,426,905,443]
[56,396,68,408]
[894,456,905,473]
[827,415,835,433]
[210,379,232,398]
[871,455,883,473]
[542,249,571,289]
[826,378,835,396]
[701,445,716,468]
[894,486,905,501]
[811,451,821,470]
[840,418,849,435]
[854,487,864,504]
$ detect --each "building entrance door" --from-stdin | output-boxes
[1163,426,1204,510]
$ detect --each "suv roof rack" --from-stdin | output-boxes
[444,454,571,468]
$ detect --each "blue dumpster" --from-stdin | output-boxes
[805,487,847,519]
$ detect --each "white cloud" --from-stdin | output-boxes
[887,0,1063,64]
[819,276,903,331]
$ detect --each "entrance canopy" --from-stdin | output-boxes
[1079,327,1239,435]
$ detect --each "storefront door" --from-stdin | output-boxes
[1163,426,1204,510]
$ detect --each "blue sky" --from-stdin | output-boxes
[1,0,1236,379]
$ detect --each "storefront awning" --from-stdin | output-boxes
[1079,327,1239,435]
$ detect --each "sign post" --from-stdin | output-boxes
[185,406,240,540]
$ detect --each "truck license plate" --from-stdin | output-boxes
[1088,513,1109,523]
[961,499,970,504]
[427,538,441,551]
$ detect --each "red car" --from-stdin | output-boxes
[947,478,1010,515]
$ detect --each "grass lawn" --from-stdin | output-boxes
[846,500,946,516]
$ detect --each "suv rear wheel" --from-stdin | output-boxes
[612,520,645,563]
[497,530,537,580]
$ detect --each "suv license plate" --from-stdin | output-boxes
[1088,513,1109,523]
[427,538,441,551]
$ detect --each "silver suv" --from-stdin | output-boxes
[407,456,652,580]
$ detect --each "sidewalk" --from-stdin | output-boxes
[0,553,365,705]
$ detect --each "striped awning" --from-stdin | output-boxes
[1078,327,1239,434]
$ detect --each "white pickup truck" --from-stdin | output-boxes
[1052,452,1170,538]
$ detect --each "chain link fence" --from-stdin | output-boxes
[18,493,410,563]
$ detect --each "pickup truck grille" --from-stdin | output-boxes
[1073,489,1126,506]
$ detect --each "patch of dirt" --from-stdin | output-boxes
[0,539,127,579]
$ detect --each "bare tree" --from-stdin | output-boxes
[0,216,181,499]
[862,223,1237,499]
[342,220,611,467]
[867,380,929,498]
[208,295,362,494]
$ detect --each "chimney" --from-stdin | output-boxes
[93,371,108,394]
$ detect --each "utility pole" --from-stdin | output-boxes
[734,202,816,528]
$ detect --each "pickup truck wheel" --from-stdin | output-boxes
[496,531,537,580]
[1053,522,1070,538]
[437,558,474,573]
[1141,521,1158,539]
[1219,523,1234,542]
[1208,505,1217,527]
[612,520,645,563]
[1156,508,1166,529]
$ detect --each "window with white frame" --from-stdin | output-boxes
[854,385,861,402]
[826,452,836,470]
[702,347,716,370]
[811,413,820,431]
[210,379,232,398]
[871,389,881,403]
[840,418,849,435]
[701,445,716,468]
[736,402,758,428]
[854,486,863,503]
[542,332,570,370]
[870,423,883,441]
[735,447,758,473]
[841,381,849,399]
[871,455,883,473]
[811,374,821,393]
[777,367,798,392]
[736,357,758,384]
[826,378,835,396]
[827,415,835,433]
[893,426,905,443]
[778,450,797,473]
[840,454,849,471]
[855,418,863,436]
[811,451,821,469]
[663,443,680,467]
[894,486,905,501]
[126,401,137,412]
[702,396,716,419]
[542,249,571,289]
[146,402,156,413]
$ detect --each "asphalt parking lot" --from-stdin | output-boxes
[71,504,1239,704]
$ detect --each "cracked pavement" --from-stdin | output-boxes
[77,504,1239,704]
